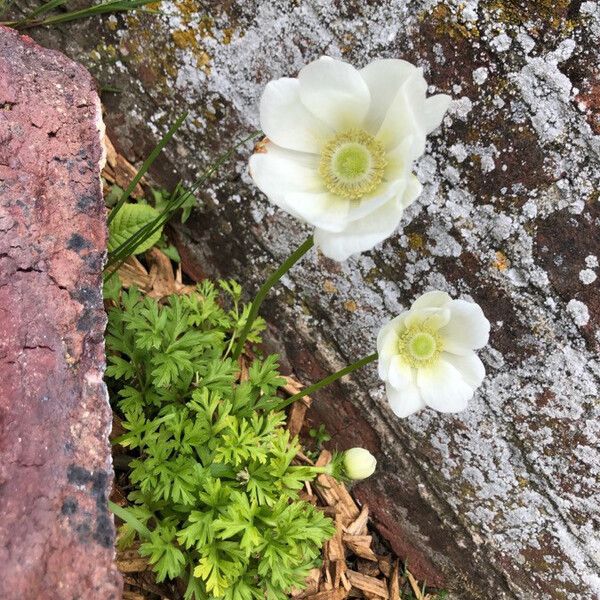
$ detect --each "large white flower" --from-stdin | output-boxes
[377,291,490,418]
[249,57,450,261]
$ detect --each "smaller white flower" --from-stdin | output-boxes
[377,291,490,418]
[343,447,377,480]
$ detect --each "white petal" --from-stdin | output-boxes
[283,190,350,233]
[400,174,423,209]
[421,94,452,133]
[387,356,414,389]
[377,315,406,379]
[377,338,398,381]
[377,318,402,358]
[416,359,473,413]
[345,178,406,223]
[360,59,420,134]
[404,307,451,330]
[314,194,404,261]
[376,314,405,351]
[412,291,452,310]
[375,70,428,153]
[249,143,322,196]
[385,382,426,418]
[298,57,370,130]
[260,77,332,153]
[378,356,391,381]
[439,299,490,354]
[442,352,486,389]
[386,135,426,174]
[384,136,414,183]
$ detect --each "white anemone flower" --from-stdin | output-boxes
[377,291,490,418]
[249,56,451,261]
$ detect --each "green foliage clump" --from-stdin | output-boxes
[106,281,334,599]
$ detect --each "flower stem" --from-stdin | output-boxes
[232,235,314,360]
[275,352,378,411]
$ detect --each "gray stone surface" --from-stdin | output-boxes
[10,1,600,598]
[0,25,121,599]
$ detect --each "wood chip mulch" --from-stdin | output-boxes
[278,379,435,600]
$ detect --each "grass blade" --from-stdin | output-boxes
[26,0,69,19]
[37,0,158,26]
[108,500,152,539]
[100,84,123,94]
[2,0,158,28]
[107,131,262,269]
[107,112,188,226]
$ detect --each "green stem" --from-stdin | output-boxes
[232,236,315,360]
[3,0,158,29]
[274,352,378,411]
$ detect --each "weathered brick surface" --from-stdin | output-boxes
[0,26,121,599]
[11,1,600,598]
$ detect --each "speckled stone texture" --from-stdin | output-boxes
[0,26,121,599]
[11,1,600,598]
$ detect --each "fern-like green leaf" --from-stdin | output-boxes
[139,528,186,582]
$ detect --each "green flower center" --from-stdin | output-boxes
[398,327,443,367]
[319,129,387,200]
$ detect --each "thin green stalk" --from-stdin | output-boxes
[100,84,123,94]
[222,297,241,359]
[107,112,188,226]
[232,236,315,360]
[106,131,262,269]
[24,0,68,20]
[107,131,261,267]
[108,500,152,539]
[1,0,67,26]
[274,352,378,411]
[2,0,157,28]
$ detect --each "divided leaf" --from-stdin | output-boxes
[139,528,186,582]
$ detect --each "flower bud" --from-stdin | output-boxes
[343,447,377,480]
